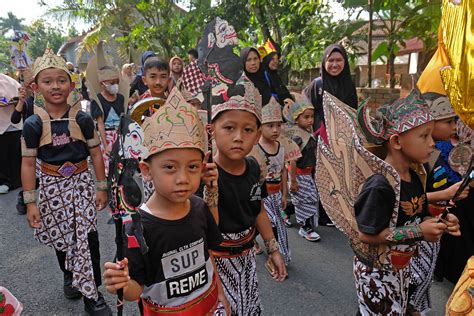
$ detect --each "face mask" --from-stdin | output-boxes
[105,83,119,95]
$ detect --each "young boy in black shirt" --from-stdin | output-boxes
[103,88,229,315]
[354,91,461,315]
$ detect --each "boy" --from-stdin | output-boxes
[21,48,110,315]
[139,57,170,103]
[354,92,461,315]
[102,88,230,315]
[250,98,292,268]
[284,95,321,241]
[211,79,287,315]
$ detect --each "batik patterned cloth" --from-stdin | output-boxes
[353,256,411,316]
[263,191,291,265]
[142,177,155,202]
[290,174,319,226]
[100,129,118,176]
[35,169,98,300]
[409,240,440,313]
[214,229,262,316]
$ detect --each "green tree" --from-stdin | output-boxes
[26,19,65,59]
[0,36,13,73]
[0,12,25,34]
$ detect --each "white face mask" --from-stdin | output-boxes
[105,83,119,95]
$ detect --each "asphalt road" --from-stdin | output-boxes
[1,188,453,315]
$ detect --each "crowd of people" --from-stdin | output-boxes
[0,17,473,316]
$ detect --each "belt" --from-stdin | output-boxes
[211,228,256,258]
[296,167,313,175]
[142,274,218,316]
[41,160,88,178]
[266,182,282,194]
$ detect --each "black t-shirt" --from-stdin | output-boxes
[10,96,34,124]
[294,135,317,169]
[126,195,222,306]
[90,93,124,129]
[355,169,429,235]
[217,157,268,233]
[22,109,96,164]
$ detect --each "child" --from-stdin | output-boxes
[139,57,170,103]
[354,92,461,315]
[21,48,110,314]
[250,98,292,268]
[169,56,184,88]
[284,95,321,241]
[211,79,287,315]
[103,88,230,315]
[408,91,470,313]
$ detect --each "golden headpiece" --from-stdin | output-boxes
[33,48,70,79]
[261,97,282,124]
[141,87,206,160]
[257,39,278,60]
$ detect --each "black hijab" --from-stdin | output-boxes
[321,44,358,109]
[262,52,292,106]
[240,47,272,106]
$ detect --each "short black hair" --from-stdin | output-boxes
[143,57,169,74]
[212,110,261,128]
[188,48,198,59]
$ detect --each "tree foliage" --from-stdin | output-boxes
[26,19,65,60]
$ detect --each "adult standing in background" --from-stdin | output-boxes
[240,47,272,106]
[261,48,293,107]
[187,48,198,63]
[129,51,156,97]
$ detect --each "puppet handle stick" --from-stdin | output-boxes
[114,215,124,316]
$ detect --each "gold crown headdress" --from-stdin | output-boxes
[33,48,70,79]
[257,39,278,60]
[262,97,282,124]
[141,87,206,160]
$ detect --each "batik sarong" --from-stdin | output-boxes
[35,169,98,300]
[263,191,291,265]
[290,174,319,226]
[214,229,262,316]
[353,256,410,316]
[100,129,118,175]
[409,240,440,313]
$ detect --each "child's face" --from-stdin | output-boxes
[171,59,183,74]
[296,108,314,132]
[432,117,457,141]
[32,68,73,106]
[142,67,169,97]
[396,121,435,164]
[213,110,260,161]
[140,148,203,204]
[261,121,282,141]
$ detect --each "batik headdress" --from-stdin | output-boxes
[261,97,282,124]
[141,87,206,160]
[282,93,313,124]
[257,39,278,60]
[33,47,70,78]
[357,90,434,145]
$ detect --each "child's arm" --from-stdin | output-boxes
[281,166,288,210]
[358,218,448,245]
[427,181,470,203]
[209,252,230,315]
[103,258,143,301]
[255,203,287,281]
[289,160,298,192]
[89,145,108,210]
[11,87,26,124]
[96,116,108,155]
[202,152,219,223]
[22,156,40,228]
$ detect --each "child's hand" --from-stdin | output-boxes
[103,258,130,294]
[441,213,461,236]
[26,204,41,228]
[281,195,287,210]
[202,151,218,189]
[96,190,108,211]
[269,251,287,282]
[446,181,470,201]
[290,181,299,193]
[217,279,231,315]
[420,218,447,242]
[18,87,26,103]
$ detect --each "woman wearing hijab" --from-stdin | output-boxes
[262,51,293,107]
[129,51,156,97]
[240,47,272,106]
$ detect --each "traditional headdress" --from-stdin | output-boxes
[418,45,456,120]
[141,87,205,160]
[96,44,119,82]
[33,48,70,79]
[211,76,262,123]
[282,93,313,124]
[261,97,282,124]
[257,39,278,60]
[357,90,434,145]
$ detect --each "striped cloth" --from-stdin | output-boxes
[290,174,319,226]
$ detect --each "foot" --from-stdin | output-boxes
[0,184,9,194]
[253,240,263,255]
[84,292,112,316]
[298,227,321,242]
[319,220,335,227]
[283,215,292,227]
[63,273,82,299]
